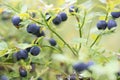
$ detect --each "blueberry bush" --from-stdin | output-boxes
[0,0,120,80]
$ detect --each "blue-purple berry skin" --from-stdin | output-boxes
[19,68,27,77]
[0,75,9,80]
[16,50,28,60]
[30,46,40,56]
[107,20,117,30]
[52,15,62,25]
[59,12,68,21]
[36,31,45,37]
[73,62,88,72]
[27,24,40,34]
[49,38,57,46]
[12,16,21,26]
[111,12,120,18]
[97,20,107,30]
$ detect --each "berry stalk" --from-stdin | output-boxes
[40,12,77,56]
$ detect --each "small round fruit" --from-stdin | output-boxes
[0,75,9,80]
[97,20,107,30]
[19,68,27,77]
[49,38,57,46]
[25,47,32,52]
[52,15,62,25]
[59,12,68,21]
[73,62,88,72]
[12,16,21,26]
[107,20,117,30]
[36,31,45,37]
[30,46,40,56]
[69,6,78,13]
[27,24,40,34]
[111,12,120,18]
[16,50,28,60]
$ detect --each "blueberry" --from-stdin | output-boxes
[27,24,40,34]
[107,20,117,30]
[52,15,62,25]
[73,62,88,72]
[0,75,9,80]
[15,50,28,60]
[49,38,57,46]
[12,16,21,26]
[37,77,42,80]
[97,20,107,30]
[30,46,40,56]
[19,68,27,77]
[69,6,78,13]
[25,47,32,52]
[59,12,68,21]
[111,12,120,18]
[36,31,45,37]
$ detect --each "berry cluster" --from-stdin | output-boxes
[13,46,40,77]
[52,12,68,25]
[97,11,120,30]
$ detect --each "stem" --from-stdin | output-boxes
[40,12,77,56]
[75,10,86,51]
[90,8,109,48]
[90,34,101,48]
[29,17,45,25]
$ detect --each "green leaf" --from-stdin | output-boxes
[0,41,8,50]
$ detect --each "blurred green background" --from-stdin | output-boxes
[0,0,120,79]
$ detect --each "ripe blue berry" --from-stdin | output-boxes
[73,62,88,72]
[37,77,42,80]
[19,68,27,77]
[15,50,28,60]
[27,24,40,34]
[111,12,120,18]
[12,16,21,26]
[0,75,9,80]
[36,31,45,37]
[52,15,62,25]
[69,6,78,13]
[59,12,68,21]
[97,20,107,30]
[49,38,57,46]
[107,20,117,30]
[25,47,32,52]
[30,46,40,56]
